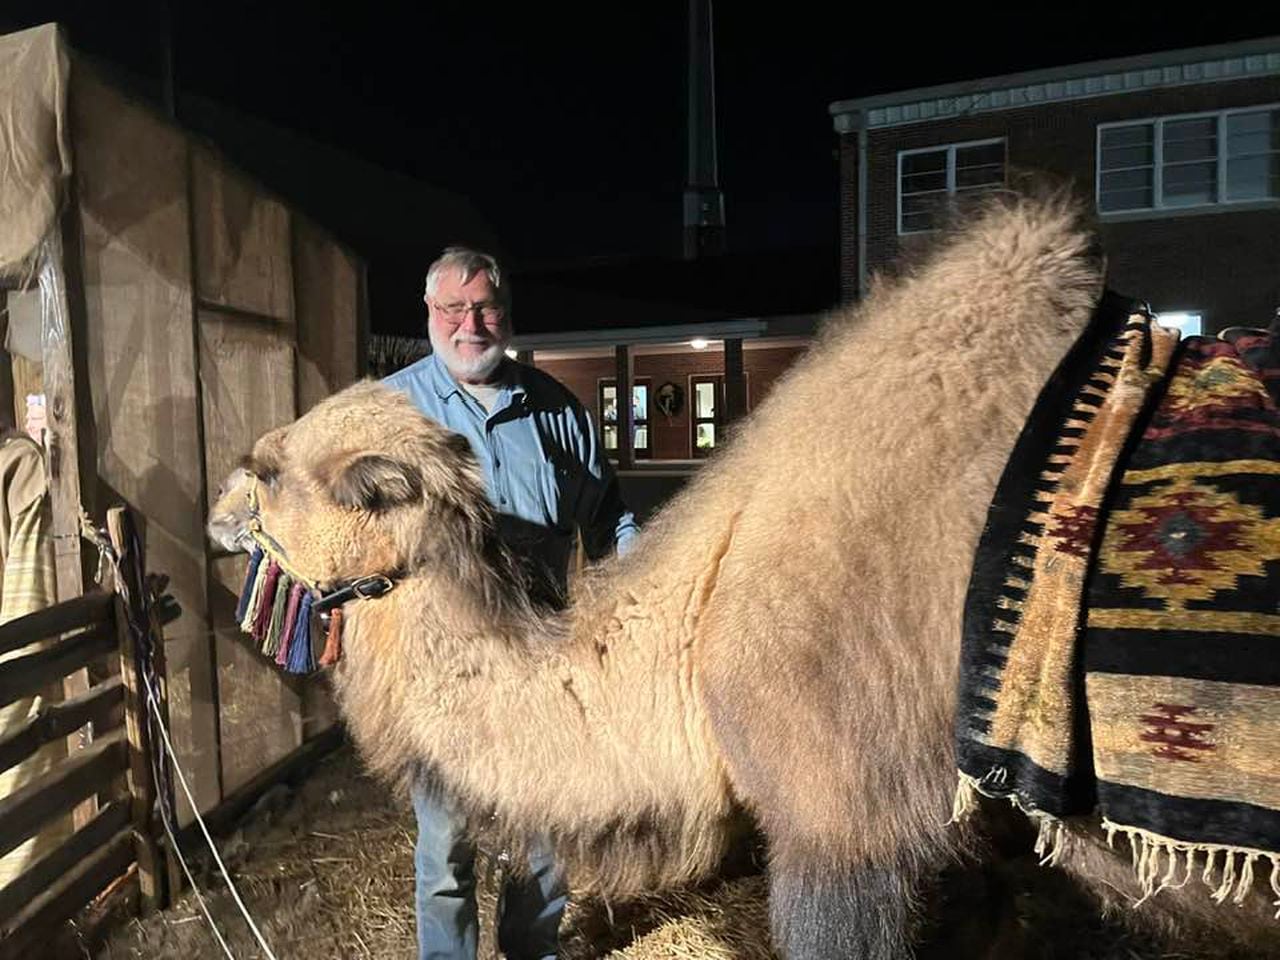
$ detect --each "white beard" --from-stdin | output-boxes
[429,328,507,382]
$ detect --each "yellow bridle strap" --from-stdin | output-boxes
[242,476,320,593]
[246,527,318,593]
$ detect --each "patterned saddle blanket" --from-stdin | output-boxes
[953,291,1280,912]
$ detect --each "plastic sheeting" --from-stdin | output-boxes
[0,24,70,279]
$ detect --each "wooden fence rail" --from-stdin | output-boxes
[0,505,169,959]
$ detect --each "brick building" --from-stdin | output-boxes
[829,36,1280,335]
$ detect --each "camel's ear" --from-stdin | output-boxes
[319,453,423,512]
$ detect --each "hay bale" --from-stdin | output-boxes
[590,878,775,960]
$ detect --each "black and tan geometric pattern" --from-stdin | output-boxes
[956,303,1280,907]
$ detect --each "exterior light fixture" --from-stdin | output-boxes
[690,338,709,350]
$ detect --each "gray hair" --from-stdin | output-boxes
[424,247,510,308]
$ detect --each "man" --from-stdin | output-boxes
[383,246,638,960]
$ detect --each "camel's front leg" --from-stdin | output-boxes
[767,854,915,959]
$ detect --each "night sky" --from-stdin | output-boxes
[5,3,1280,268]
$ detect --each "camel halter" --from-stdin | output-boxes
[233,475,397,674]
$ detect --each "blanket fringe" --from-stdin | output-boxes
[951,770,1072,866]
[954,773,1280,916]
[949,773,982,824]
[1101,818,1280,917]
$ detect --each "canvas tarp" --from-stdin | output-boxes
[0,23,70,279]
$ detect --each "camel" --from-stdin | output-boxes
[208,191,1278,959]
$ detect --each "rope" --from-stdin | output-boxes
[141,665,278,959]
[91,518,281,960]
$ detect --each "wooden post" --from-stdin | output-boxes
[723,337,748,435]
[139,568,181,904]
[614,344,635,471]
[106,507,165,914]
[41,197,100,832]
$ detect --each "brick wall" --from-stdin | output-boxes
[839,130,860,305]
[839,76,1280,332]
[534,344,807,460]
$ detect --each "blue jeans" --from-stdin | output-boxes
[412,781,567,960]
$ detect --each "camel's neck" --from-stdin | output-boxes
[334,556,729,848]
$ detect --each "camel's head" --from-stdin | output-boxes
[210,380,491,590]
[207,426,288,553]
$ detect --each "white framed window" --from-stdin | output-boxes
[1154,311,1204,337]
[897,138,1007,235]
[1097,105,1280,215]
[599,377,651,460]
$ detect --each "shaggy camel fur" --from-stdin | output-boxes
[210,193,1278,959]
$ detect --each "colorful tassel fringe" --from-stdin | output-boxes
[318,606,343,668]
[235,547,321,674]
[287,593,316,673]
[276,583,306,667]
[236,548,264,624]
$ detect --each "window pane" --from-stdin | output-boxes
[603,425,617,450]
[1226,109,1279,156]
[955,162,1003,189]
[1162,118,1217,164]
[1099,167,1153,211]
[633,385,647,423]
[1099,187,1154,212]
[901,212,934,232]
[900,150,947,199]
[1101,124,1153,150]
[1162,160,1217,206]
[901,170,947,193]
[1102,168,1154,191]
[696,423,716,450]
[901,150,947,176]
[601,385,617,422]
[1226,110,1279,200]
[634,426,648,450]
[955,143,1004,189]
[695,381,716,419]
[956,141,1004,166]
[1100,143,1154,170]
[901,192,946,213]
[1099,126,1155,204]
[1226,155,1280,200]
[901,192,945,232]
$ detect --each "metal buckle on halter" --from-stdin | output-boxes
[351,574,394,600]
[312,573,396,615]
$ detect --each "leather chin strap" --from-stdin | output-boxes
[312,574,397,615]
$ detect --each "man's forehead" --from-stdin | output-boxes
[436,268,494,294]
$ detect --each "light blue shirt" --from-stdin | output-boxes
[383,353,638,601]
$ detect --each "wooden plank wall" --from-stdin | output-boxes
[191,145,303,795]
[71,66,217,823]
[291,215,363,735]
[60,62,360,829]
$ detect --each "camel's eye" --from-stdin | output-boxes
[238,453,280,488]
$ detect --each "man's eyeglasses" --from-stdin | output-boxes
[430,299,506,321]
